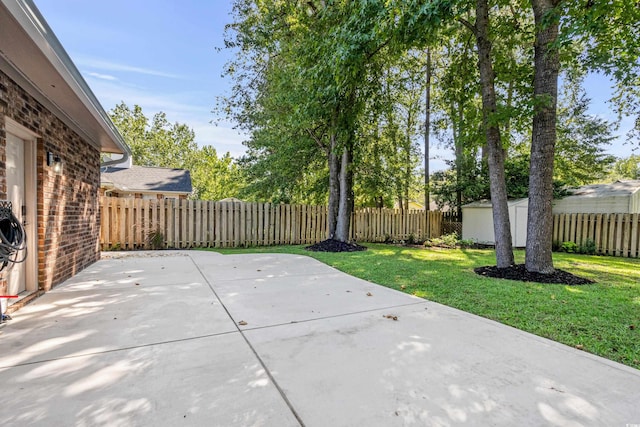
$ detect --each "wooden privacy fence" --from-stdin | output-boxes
[553,213,640,258]
[99,197,443,250]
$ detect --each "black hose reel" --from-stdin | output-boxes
[0,201,27,273]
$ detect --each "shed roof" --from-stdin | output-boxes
[101,166,192,194]
[566,180,640,198]
[462,198,528,208]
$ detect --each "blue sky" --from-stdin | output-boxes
[34,0,633,171]
[34,0,245,157]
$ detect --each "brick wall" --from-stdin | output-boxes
[0,69,101,291]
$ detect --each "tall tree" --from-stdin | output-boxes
[607,155,640,181]
[462,0,515,267]
[109,103,242,200]
[223,1,441,242]
[525,0,561,273]
[109,103,197,169]
[424,48,432,215]
[524,0,640,273]
[190,147,244,201]
[553,83,616,186]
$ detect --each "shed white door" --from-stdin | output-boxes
[5,132,27,296]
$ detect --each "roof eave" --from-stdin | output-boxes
[0,0,131,162]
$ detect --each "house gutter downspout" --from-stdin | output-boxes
[100,145,131,168]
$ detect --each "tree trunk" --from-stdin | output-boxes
[424,48,431,217]
[526,0,560,274]
[455,102,464,219]
[404,111,413,213]
[327,132,340,239]
[474,0,515,268]
[335,145,353,242]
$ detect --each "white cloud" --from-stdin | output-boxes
[83,74,249,158]
[86,72,117,81]
[85,77,203,115]
[76,56,182,79]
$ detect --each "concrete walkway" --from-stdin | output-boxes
[0,251,638,426]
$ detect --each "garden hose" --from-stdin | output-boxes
[0,208,27,272]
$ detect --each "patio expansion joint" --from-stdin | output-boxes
[0,330,238,370]
[239,301,429,332]
[188,255,307,427]
[211,270,341,284]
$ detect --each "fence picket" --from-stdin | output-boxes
[631,213,639,258]
[622,214,630,258]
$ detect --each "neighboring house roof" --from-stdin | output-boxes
[0,0,130,160]
[101,166,193,194]
[567,180,640,197]
[553,180,640,214]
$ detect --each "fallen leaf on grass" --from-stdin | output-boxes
[630,325,635,330]
[383,314,398,321]
[238,321,248,326]
[400,285,406,290]
[575,344,584,350]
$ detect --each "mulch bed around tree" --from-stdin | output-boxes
[474,264,595,285]
[305,239,367,252]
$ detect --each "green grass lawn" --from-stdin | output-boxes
[206,244,640,369]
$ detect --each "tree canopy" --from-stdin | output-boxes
[109,102,243,200]
[219,0,640,268]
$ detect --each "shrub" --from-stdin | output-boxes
[147,229,165,250]
[440,232,460,247]
[458,239,475,248]
[425,232,461,249]
[579,238,597,255]
[561,241,578,253]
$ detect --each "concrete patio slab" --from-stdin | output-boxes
[194,253,337,281]
[1,250,639,427]
[57,252,204,291]
[243,302,640,426]
[211,272,424,329]
[0,333,299,427]
[0,255,234,367]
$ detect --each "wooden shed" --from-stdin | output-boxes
[552,180,640,214]
[462,198,529,247]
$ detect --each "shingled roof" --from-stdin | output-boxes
[101,165,192,194]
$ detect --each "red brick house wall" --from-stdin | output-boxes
[1,69,101,292]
